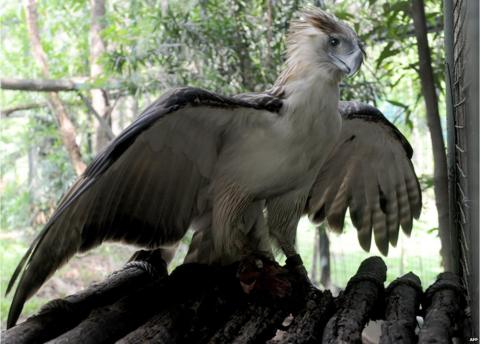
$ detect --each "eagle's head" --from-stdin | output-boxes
[284,8,364,83]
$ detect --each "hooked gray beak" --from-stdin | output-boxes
[330,47,364,77]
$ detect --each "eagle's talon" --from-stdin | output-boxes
[283,254,315,297]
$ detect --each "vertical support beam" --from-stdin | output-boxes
[464,0,479,336]
[444,0,460,275]
[446,0,478,337]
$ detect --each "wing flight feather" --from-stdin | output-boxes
[6,87,282,328]
[307,101,421,255]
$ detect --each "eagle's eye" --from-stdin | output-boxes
[329,37,340,47]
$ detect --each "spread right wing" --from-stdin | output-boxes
[306,101,421,256]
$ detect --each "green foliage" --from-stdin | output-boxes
[330,0,445,130]
[104,0,301,94]
[0,112,76,234]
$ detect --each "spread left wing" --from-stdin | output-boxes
[306,101,421,255]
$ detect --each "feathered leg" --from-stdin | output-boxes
[210,181,255,264]
[267,189,310,278]
[186,200,273,265]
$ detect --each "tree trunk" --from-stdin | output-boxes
[411,0,452,271]
[160,0,168,14]
[90,0,111,152]
[23,0,86,176]
[318,225,331,289]
[310,225,332,289]
[311,229,319,283]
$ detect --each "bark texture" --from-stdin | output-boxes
[1,257,467,344]
[379,272,423,344]
[272,288,335,344]
[322,256,387,344]
[2,250,167,344]
[23,0,86,176]
[418,272,466,343]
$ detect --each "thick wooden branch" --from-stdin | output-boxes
[2,256,468,343]
[273,288,335,343]
[1,78,81,92]
[51,278,169,344]
[380,272,423,344]
[2,250,167,344]
[418,272,466,343]
[1,78,122,92]
[322,256,387,344]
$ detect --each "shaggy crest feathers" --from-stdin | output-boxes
[271,7,358,96]
[286,7,352,53]
[294,7,343,35]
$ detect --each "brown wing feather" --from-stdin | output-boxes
[6,86,280,328]
[307,102,421,256]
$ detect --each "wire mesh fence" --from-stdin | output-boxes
[296,218,443,292]
[450,0,475,317]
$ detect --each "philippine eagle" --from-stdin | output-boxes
[6,8,420,328]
